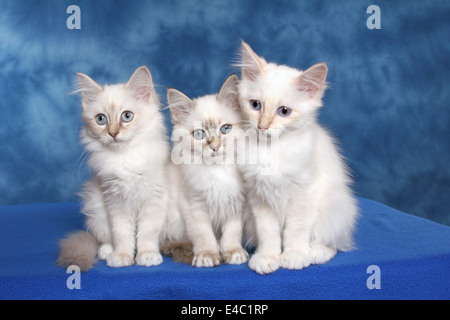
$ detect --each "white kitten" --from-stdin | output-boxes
[237,41,358,274]
[58,66,170,270]
[163,74,249,267]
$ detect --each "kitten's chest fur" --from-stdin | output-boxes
[90,142,167,205]
[240,129,315,210]
[183,164,244,217]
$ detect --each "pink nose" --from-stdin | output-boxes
[109,131,119,139]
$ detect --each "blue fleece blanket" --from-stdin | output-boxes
[0,197,448,300]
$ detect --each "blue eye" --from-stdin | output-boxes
[121,111,134,123]
[249,99,261,111]
[193,129,205,140]
[220,124,232,134]
[277,106,292,117]
[95,114,107,125]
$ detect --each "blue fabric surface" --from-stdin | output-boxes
[0,0,449,226]
[0,197,448,300]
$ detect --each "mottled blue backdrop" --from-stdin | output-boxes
[0,0,449,226]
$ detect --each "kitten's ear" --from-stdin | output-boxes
[76,72,102,106]
[240,41,266,81]
[217,73,240,112]
[126,66,154,102]
[297,63,328,99]
[167,88,195,125]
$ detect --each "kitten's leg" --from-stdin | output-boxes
[106,206,135,268]
[81,180,113,260]
[309,242,336,265]
[135,196,166,267]
[220,213,248,265]
[309,196,355,265]
[98,243,113,260]
[248,204,281,274]
[280,204,314,270]
[85,212,113,260]
[184,207,221,268]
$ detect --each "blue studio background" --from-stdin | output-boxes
[0,0,449,226]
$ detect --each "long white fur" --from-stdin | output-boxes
[58,66,170,270]
[238,41,358,274]
[165,74,249,267]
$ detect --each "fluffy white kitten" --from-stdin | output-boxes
[238,41,358,274]
[58,66,170,270]
[163,74,249,267]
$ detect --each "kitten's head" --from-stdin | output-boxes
[168,74,241,164]
[238,41,328,135]
[76,66,160,149]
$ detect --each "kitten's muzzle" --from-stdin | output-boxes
[208,136,220,152]
[258,117,272,131]
[108,126,120,139]
[108,131,119,139]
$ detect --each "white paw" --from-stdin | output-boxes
[222,248,249,265]
[309,243,336,265]
[135,251,163,267]
[248,253,280,275]
[98,243,113,260]
[280,251,311,270]
[192,252,221,268]
[106,252,134,268]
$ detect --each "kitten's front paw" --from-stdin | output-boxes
[248,253,280,275]
[135,251,163,267]
[98,243,113,260]
[192,251,221,268]
[309,243,336,265]
[106,252,134,268]
[280,251,311,270]
[221,248,249,265]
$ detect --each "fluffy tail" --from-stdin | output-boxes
[160,240,194,264]
[57,231,99,271]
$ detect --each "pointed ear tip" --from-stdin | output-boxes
[166,89,174,100]
[75,72,102,90]
[166,87,178,95]
[316,63,328,70]
[241,41,253,53]
[167,88,192,102]
[131,65,151,78]
[128,66,153,90]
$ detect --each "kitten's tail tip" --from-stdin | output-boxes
[160,240,194,265]
[57,231,99,272]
